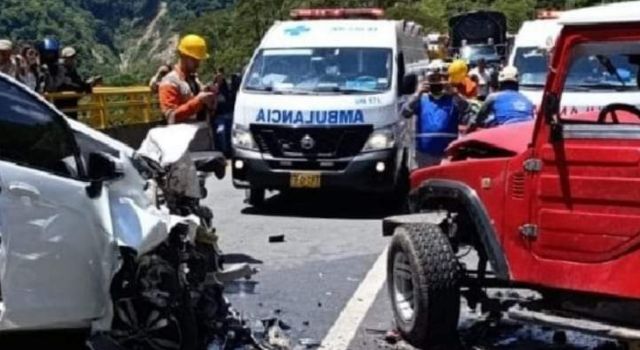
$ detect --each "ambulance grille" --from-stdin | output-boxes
[511,172,525,199]
[250,125,373,159]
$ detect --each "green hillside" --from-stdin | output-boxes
[0,0,629,85]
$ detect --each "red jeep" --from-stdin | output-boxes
[384,3,640,349]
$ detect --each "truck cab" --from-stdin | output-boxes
[448,10,507,66]
[231,8,424,206]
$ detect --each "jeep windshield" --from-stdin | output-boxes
[514,46,640,91]
[243,48,392,95]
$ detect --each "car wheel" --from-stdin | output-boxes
[111,297,184,350]
[111,255,197,350]
[387,223,460,349]
[247,188,265,207]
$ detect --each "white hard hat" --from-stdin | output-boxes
[61,46,77,58]
[0,39,12,51]
[499,66,519,83]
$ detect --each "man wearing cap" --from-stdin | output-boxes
[56,46,96,120]
[159,34,216,124]
[402,70,462,168]
[471,66,534,130]
[0,39,18,78]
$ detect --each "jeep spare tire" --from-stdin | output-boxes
[387,223,461,349]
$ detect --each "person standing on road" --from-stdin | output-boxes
[402,70,461,168]
[470,66,534,130]
[212,67,233,157]
[0,39,18,79]
[158,34,216,124]
[469,58,492,100]
[448,59,478,99]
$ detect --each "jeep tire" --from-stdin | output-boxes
[387,223,460,349]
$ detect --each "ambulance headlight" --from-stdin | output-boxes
[232,125,258,151]
[363,125,395,152]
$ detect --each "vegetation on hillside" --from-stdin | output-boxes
[0,0,629,85]
[184,0,628,78]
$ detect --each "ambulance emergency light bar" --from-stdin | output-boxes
[290,8,385,20]
[536,9,562,19]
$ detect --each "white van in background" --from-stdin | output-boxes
[510,16,640,117]
[231,8,425,206]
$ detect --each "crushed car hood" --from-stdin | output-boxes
[447,121,534,157]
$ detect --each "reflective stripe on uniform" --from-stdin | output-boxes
[416,132,458,138]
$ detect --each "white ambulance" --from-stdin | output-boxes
[510,14,640,117]
[231,8,425,206]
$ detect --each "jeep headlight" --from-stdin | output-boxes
[232,125,258,151]
[363,125,396,152]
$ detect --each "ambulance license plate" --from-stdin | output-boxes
[290,173,321,188]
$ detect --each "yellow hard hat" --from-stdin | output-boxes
[448,59,468,84]
[178,34,209,60]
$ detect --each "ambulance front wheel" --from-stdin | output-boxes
[247,188,265,207]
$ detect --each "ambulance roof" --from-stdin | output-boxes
[514,19,562,47]
[260,20,399,49]
[559,1,640,26]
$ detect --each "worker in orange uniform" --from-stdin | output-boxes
[159,34,216,124]
[448,59,478,99]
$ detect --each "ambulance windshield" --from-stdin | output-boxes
[515,46,640,91]
[244,47,392,94]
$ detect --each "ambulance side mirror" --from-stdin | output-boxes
[401,74,418,95]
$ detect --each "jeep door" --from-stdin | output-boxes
[0,77,114,330]
[528,24,640,298]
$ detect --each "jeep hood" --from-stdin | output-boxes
[447,121,534,157]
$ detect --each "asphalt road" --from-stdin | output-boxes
[206,176,621,350]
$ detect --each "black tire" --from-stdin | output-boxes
[247,188,265,207]
[387,223,460,349]
[111,255,197,350]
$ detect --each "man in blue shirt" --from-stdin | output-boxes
[471,66,534,130]
[402,70,461,168]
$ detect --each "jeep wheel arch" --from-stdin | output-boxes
[408,179,510,280]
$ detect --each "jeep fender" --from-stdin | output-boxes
[383,179,510,280]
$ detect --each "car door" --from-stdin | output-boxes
[0,77,114,330]
[526,26,640,297]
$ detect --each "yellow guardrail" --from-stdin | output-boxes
[45,86,164,129]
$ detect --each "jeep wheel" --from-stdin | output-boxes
[247,188,265,207]
[387,224,460,349]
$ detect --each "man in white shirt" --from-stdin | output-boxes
[469,58,492,101]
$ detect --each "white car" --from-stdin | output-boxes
[0,72,169,333]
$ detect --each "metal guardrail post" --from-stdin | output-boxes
[98,93,107,129]
[142,93,151,123]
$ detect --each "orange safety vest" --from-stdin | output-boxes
[455,76,478,99]
[158,65,204,124]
